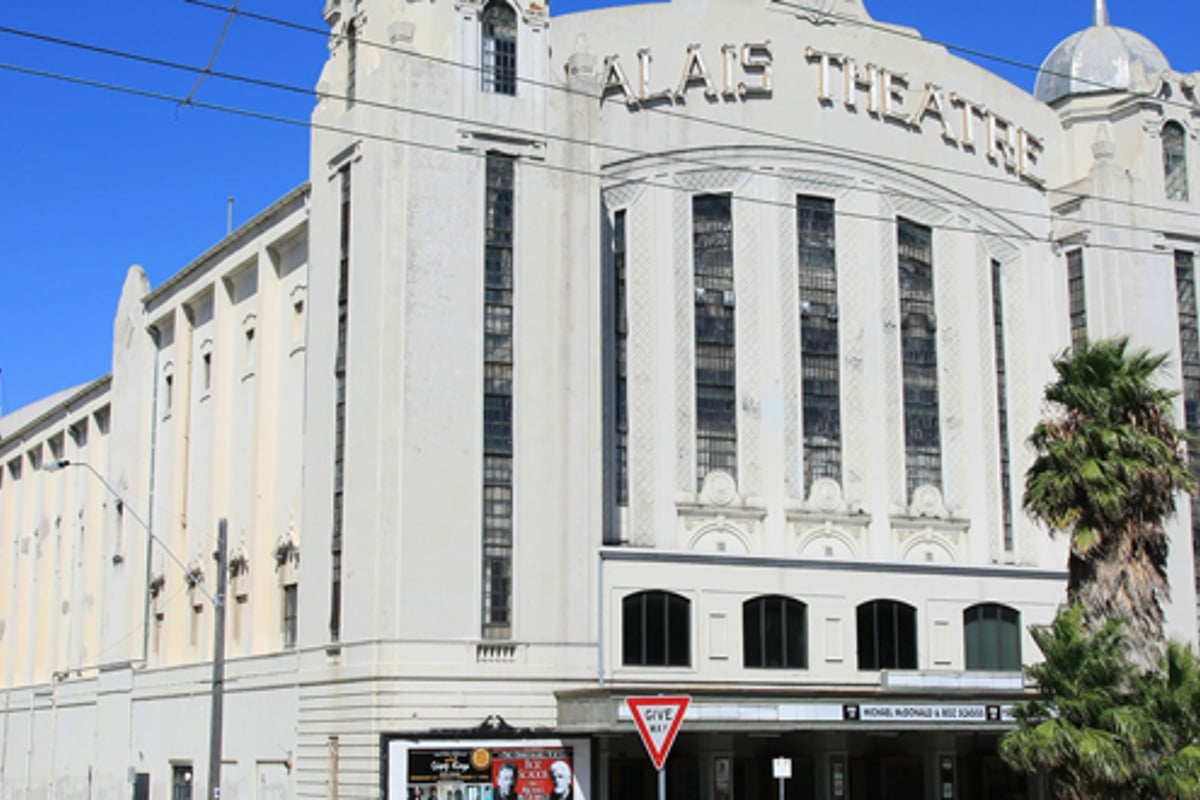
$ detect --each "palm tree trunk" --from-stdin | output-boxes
[1067,520,1169,673]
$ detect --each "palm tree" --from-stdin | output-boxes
[1000,605,1200,799]
[1024,338,1193,671]
[1140,641,1200,799]
[1000,605,1145,799]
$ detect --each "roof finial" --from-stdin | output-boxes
[1094,0,1109,26]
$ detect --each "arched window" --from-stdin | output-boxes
[622,590,690,667]
[481,0,517,96]
[857,599,917,670]
[1164,121,1189,201]
[743,595,808,669]
[963,603,1021,671]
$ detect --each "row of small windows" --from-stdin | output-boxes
[621,591,1021,672]
[2,408,108,488]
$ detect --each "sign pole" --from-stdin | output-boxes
[772,756,791,800]
[658,765,666,800]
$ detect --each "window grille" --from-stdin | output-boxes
[1164,121,1189,202]
[345,20,357,108]
[1067,249,1086,352]
[283,584,298,649]
[330,164,351,643]
[171,765,193,800]
[481,1,516,95]
[482,154,515,639]
[992,260,1014,552]
[897,219,940,496]
[613,210,629,508]
[1175,251,1200,597]
[693,194,736,487]
[797,196,840,488]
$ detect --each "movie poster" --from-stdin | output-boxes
[406,747,573,800]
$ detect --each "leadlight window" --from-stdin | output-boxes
[963,603,1020,671]
[171,765,193,800]
[613,210,629,507]
[797,196,840,488]
[330,163,351,643]
[345,20,357,108]
[992,259,1013,553]
[1067,249,1086,352]
[1163,121,1188,202]
[483,153,515,639]
[481,1,516,96]
[743,595,808,669]
[283,583,298,649]
[1174,251,1200,597]
[622,590,690,667]
[897,219,940,496]
[857,599,917,670]
[693,194,737,486]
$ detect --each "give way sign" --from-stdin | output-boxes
[626,696,691,771]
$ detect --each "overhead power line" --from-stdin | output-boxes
[4,23,1198,242]
[0,58,1186,259]
[174,0,1200,224]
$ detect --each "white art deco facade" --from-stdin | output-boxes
[2,0,1199,797]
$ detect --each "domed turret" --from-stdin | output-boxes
[1034,0,1169,105]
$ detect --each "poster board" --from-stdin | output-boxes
[385,738,589,800]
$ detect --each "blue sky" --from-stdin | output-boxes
[1,0,1196,416]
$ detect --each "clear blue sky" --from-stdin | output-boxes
[1,0,1196,416]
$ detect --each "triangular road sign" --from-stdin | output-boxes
[626,696,691,771]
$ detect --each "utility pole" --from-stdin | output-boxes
[208,518,228,800]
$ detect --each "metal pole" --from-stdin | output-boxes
[658,766,665,800]
[208,519,227,800]
[778,776,784,800]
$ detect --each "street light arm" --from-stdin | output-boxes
[44,459,220,607]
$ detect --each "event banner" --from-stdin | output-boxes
[406,747,574,800]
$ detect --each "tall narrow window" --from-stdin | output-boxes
[171,765,193,800]
[202,351,212,392]
[283,583,298,649]
[1174,251,1200,601]
[613,210,629,508]
[1067,249,1086,352]
[345,20,357,108]
[694,194,736,486]
[991,259,1014,553]
[330,164,351,643]
[483,153,515,639]
[797,196,840,489]
[1163,121,1188,201]
[897,219,940,496]
[481,1,516,95]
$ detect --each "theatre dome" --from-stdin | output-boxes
[1034,0,1169,104]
